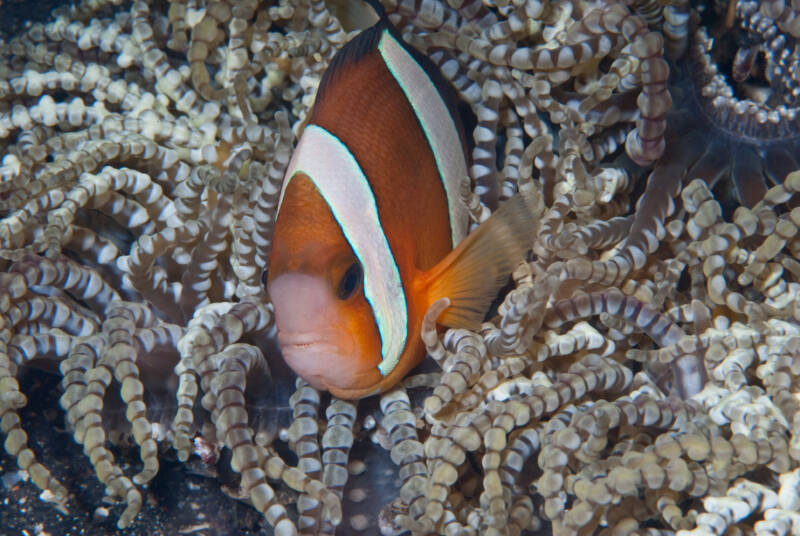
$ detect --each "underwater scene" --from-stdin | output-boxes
[2,0,800,535]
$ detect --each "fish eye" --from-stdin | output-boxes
[336,262,362,300]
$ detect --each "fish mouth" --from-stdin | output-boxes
[277,332,341,353]
[280,341,340,354]
[276,330,363,391]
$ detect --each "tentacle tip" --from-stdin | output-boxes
[625,130,664,167]
[322,496,343,525]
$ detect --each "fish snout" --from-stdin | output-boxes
[269,272,358,390]
[269,272,336,332]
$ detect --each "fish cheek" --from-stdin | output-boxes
[337,293,383,386]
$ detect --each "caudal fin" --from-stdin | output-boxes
[424,190,543,329]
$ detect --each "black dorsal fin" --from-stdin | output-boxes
[315,21,387,105]
[361,0,387,19]
[314,7,474,157]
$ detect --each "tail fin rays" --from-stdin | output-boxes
[423,190,543,330]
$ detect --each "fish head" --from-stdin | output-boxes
[266,174,383,394]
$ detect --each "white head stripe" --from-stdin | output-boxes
[278,125,408,377]
[378,30,469,246]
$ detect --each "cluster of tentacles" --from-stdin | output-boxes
[2,0,800,535]
[659,0,800,212]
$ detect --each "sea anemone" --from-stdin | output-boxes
[2,1,800,535]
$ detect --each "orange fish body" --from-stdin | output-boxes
[267,21,537,399]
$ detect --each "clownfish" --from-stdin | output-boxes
[266,17,540,399]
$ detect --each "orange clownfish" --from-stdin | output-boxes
[266,19,539,399]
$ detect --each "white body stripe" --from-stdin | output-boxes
[378,30,469,246]
[278,125,408,377]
